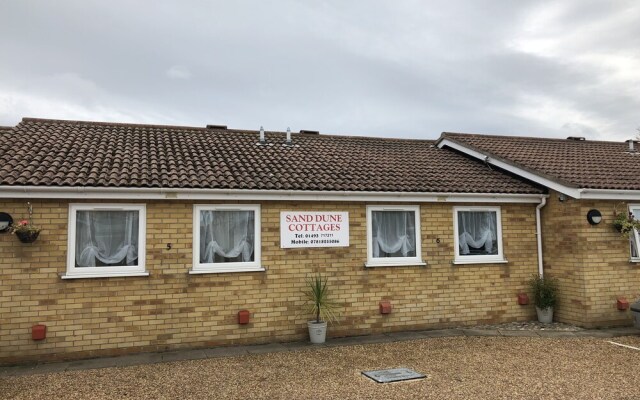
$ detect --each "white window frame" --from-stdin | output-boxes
[366,205,424,267]
[191,204,263,274]
[628,204,640,262]
[453,206,506,264]
[63,204,148,279]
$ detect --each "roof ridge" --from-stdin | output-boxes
[441,131,628,145]
[20,117,436,143]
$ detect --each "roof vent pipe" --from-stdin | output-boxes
[286,127,292,145]
[628,139,636,152]
[259,126,266,145]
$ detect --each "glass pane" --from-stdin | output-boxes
[457,211,498,256]
[75,210,139,267]
[200,210,255,264]
[371,210,416,258]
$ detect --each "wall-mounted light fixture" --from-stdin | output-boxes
[587,209,602,225]
[0,212,13,233]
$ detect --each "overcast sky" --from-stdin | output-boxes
[1,1,638,141]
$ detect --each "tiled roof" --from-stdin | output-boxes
[0,118,543,194]
[440,132,640,190]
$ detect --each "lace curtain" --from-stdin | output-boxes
[372,211,416,258]
[75,211,139,267]
[631,209,640,258]
[458,211,498,255]
[200,210,254,263]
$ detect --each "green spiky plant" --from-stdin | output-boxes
[528,274,558,310]
[304,274,340,324]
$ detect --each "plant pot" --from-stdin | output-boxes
[536,306,553,324]
[15,230,40,244]
[307,321,327,344]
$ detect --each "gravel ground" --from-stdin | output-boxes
[2,336,640,400]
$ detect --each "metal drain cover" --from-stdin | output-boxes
[362,368,426,383]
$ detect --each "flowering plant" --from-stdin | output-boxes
[11,218,41,234]
[613,212,640,238]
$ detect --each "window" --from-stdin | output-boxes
[65,204,147,279]
[629,205,640,261]
[453,206,505,264]
[366,205,423,267]
[192,205,262,273]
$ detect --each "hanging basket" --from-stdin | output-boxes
[15,230,40,243]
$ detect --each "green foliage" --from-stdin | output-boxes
[528,274,558,310]
[614,212,640,238]
[303,274,340,324]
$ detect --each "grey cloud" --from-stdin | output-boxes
[0,1,638,141]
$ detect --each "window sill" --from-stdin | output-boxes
[629,258,640,263]
[452,259,508,265]
[188,266,266,274]
[60,271,150,279]
[365,261,427,268]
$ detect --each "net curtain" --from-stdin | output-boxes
[458,211,497,255]
[372,211,416,258]
[200,210,254,263]
[75,210,139,267]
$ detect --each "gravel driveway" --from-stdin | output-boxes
[2,336,640,399]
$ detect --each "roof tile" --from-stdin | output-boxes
[0,118,543,194]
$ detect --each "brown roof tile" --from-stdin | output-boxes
[0,118,542,194]
[441,132,640,190]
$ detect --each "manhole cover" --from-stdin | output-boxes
[362,368,426,383]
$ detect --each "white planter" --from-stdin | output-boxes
[307,321,327,344]
[536,306,553,324]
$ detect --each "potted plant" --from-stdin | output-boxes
[303,274,339,344]
[613,212,640,237]
[11,202,41,243]
[528,274,558,323]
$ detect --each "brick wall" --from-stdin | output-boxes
[0,199,538,365]
[541,191,640,327]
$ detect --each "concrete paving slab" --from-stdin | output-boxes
[385,331,428,341]
[0,362,69,377]
[325,334,393,347]
[573,330,614,338]
[462,329,500,337]
[281,341,326,351]
[418,329,465,338]
[246,343,289,354]
[605,327,638,337]
[498,330,539,337]
[201,346,248,358]
[536,331,577,338]
[161,349,208,362]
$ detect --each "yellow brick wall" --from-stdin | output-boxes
[0,199,538,364]
[541,191,640,327]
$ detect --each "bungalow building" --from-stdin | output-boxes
[0,118,636,365]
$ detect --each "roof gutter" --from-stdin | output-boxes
[0,186,546,203]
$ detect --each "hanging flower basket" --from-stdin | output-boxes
[15,229,40,243]
[11,218,41,244]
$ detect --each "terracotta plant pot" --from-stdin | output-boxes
[15,230,40,244]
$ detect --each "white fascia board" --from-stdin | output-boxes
[437,138,582,199]
[578,189,640,200]
[0,185,545,203]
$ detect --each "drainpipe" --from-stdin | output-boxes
[536,197,547,277]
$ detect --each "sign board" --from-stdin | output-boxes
[280,211,349,248]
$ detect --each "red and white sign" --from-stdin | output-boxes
[280,211,349,248]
